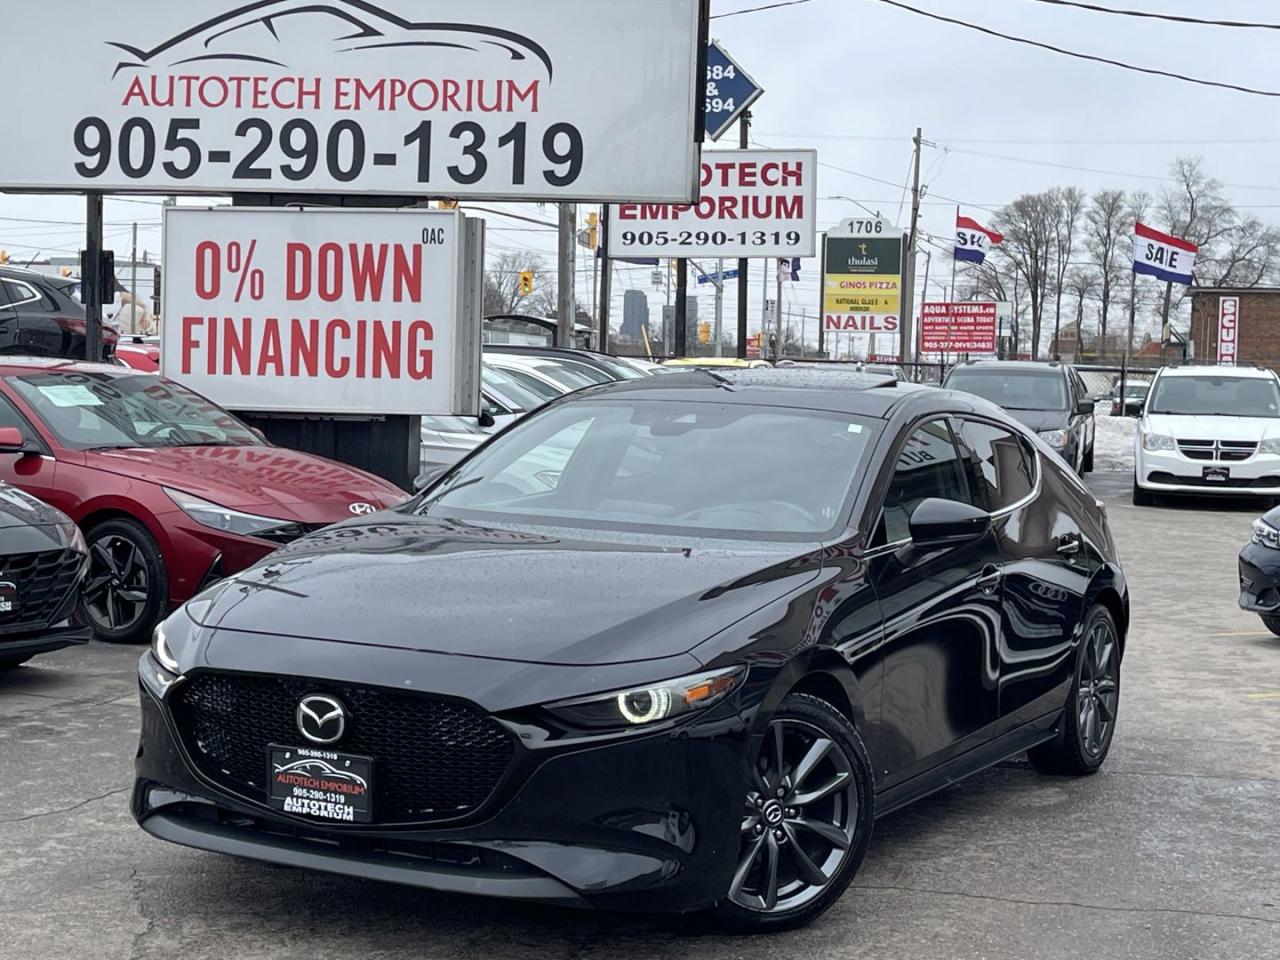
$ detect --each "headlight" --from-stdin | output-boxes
[1259,438,1280,455]
[59,520,87,555]
[546,666,744,730]
[1253,519,1280,550]
[1142,432,1177,452]
[1038,430,1068,449]
[151,619,181,675]
[165,487,288,538]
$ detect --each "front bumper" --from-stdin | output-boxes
[133,653,751,914]
[1239,541,1280,612]
[1136,449,1280,495]
[0,623,91,660]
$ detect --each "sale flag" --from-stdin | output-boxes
[955,214,1004,265]
[1133,222,1197,286]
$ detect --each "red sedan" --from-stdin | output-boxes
[0,359,407,644]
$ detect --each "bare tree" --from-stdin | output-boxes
[996,191,1060,360]
[971,252,1022,356]
[1051,187,1085,359]
[484,252,556,317]
[1064,267,1097,360]
[1083,189,1128,353]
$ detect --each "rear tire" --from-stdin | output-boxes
[1028,606,1120,776]
[1082,444,1094,474]
[714,693,875,932]
[81,518,168,645]
[1261,615,1280,638]
[1132,481,1155,507]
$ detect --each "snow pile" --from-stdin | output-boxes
[1093,415,1137,472]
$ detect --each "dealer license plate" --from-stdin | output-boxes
[1203,466,1230,483]
[0,580,17,615]
[267,745,374,824]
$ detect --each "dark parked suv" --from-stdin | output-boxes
[944,360,1096,473]
[0,266,118,360]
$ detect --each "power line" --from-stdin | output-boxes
[1016,0,1280,30]
[758,131,1280,146]
[873,0,1280,98]
[712,0,814,19]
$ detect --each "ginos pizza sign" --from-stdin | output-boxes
[162,207,473,415]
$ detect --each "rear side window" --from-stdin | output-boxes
[877,420,972,544]
[953,419,1036,511]
[2,280,43,309]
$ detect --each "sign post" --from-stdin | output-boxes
[821,218,904,360]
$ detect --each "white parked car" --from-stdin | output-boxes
[1133,365,1280,505]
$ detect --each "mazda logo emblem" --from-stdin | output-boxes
[349,502,377,516]
[296,694,346,745]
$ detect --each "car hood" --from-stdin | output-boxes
[82,446,405,519]
[0,483,71,531]
[1143,414,1280,442]
[189,514,824,666]
[1002,409,1070,433]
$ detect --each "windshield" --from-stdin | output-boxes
[946,369,1068,412]
[491,364,564,402]
[517,360,605,391]
[1148,375,1280,418]
[481,366,545,412]
[417,400,879,539]
[9,372,263,450]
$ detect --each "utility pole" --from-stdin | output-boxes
[761,259,769,357]
[598,205,612,353]
[900,127,924,365]
[557,203,577,347]
[714,258,725,358]
[775,259,784,360]
[736,110,751,359]
[130,222,138,336]
[817,232,827,357]
[674,260,689,357]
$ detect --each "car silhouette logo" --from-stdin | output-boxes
[349,502,377,516]
[296,694,346,744]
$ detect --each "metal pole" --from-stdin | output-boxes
[919,248,932,369]
[84,192,104,362]
[714,258,724,357]
[1121,269,1137,417]
[776,262,784,360]
[1160,279,1173,342]
[598,205,612,353]
[761,257,769,356]
[900,127,924,364]
[950,206,959,302]
[674,259,689,357]
[556,203,576,348]
[737,111,751,359]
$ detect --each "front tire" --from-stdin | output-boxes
[1028,606,1121,776]
[1082,443,1094,474]
[1261,615,1280,637]
[1132,481,1155,507]
[715,693,875,932]
[81,518,168,645]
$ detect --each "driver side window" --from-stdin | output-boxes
[875,419,973,545]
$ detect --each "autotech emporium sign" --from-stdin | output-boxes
[607,150,817,259]
[162,207,475,415]
[0,0,704,201]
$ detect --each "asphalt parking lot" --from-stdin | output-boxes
[2,471,1277,960]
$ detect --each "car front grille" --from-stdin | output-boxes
[1177,439,1258,462]
[0,548,83,636]
[169,672,517,823]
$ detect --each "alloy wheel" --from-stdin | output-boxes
[1078,617,1119,756]
[730,718,858,913]
[84,534,151,633]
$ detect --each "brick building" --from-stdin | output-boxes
[1189,288,1280,370]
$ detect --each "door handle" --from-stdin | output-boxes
[977,565,1002,594]
[1056,535,1082,559]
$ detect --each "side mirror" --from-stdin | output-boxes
[908,498,991,547]
[413,464,448,494]
[249,427,267,442]
[478,410,497,429]
[1076,399,1095,416]
[0,427,30,454]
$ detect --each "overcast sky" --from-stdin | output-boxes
[3,0,1279,350]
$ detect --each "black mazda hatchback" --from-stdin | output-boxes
[133,369,1128,930]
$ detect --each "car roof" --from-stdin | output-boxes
[1156,364,1276,379]
[0,356,144,377]
[950,360,1067,374]
[567,368,941,418]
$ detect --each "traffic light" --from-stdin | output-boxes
[518,271,534,297]
[437,199,459,210]
[585,211,599,251]
[698,323,712,345]
[0,250,8,265]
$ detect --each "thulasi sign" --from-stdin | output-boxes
[0,0,704,201]
[162,207,478,415]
